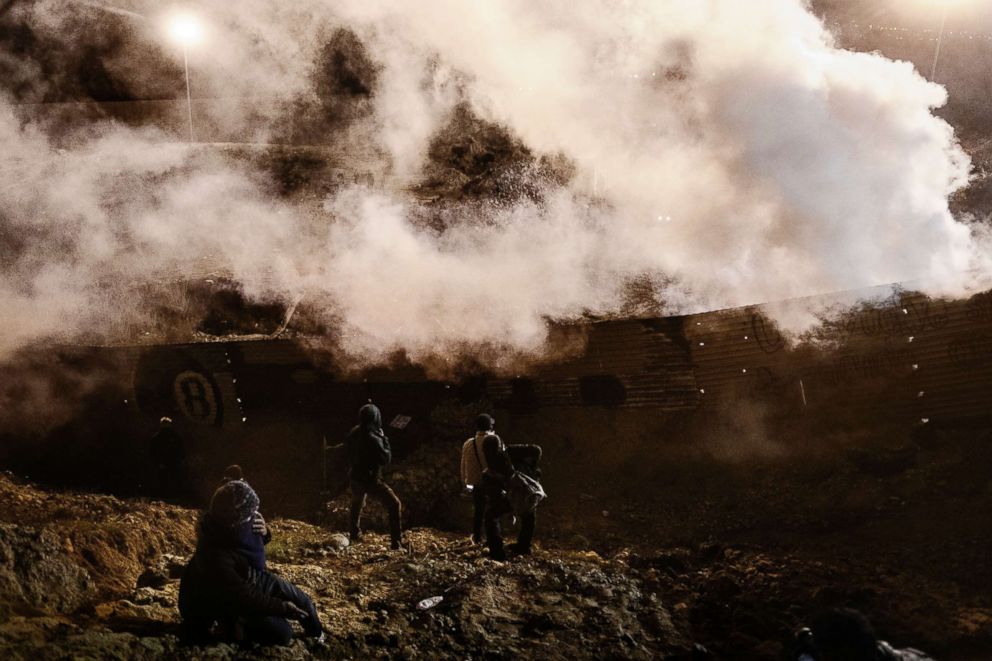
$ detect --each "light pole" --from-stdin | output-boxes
[929,1,948,81]
[167,12,203,142]
[181,42,193,141]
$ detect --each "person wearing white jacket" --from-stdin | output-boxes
[460,414,496,544]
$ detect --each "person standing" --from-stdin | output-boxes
[461,415,492,544]
[474,414,537,561]
[149,417,190,501]
[346,402,403,549]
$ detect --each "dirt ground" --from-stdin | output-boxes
[1,416,990,661]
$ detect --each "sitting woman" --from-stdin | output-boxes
[178,478,323,646]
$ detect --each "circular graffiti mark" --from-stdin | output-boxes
[751,314,785,354]
[173,371,220,425]
[133,347,225,426]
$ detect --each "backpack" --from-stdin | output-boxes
[506,470,546,514]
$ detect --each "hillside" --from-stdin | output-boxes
[1,465,990,660]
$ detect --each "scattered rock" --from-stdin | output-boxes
[0,469,985,660]
[327,533,350,550]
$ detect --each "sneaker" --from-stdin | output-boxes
[488,548,507,562]
[308,632,329,650]
[507,542,531,556]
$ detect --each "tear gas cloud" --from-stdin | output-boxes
[1,0,989,369]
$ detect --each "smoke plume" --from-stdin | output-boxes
[0,0,988,369]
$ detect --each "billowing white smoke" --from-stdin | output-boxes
[0,0,988,368]
[0,109,298,356]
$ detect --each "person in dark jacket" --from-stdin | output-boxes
[178,479,323,646]
[475,414,537,561]
[218,465,269,572]
[149,417,190,501]
[791,609,935,661]
[346,402,403,549]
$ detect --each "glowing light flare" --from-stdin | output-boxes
[167,11,204,47]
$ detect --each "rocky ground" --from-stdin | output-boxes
[1,451,991,661]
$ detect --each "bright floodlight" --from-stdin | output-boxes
[167,12,203,46]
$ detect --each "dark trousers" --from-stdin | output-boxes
[153,461,191,503]
[243,615,294,647]
[180,571,321,646]
[483,475,536,555]
[249,569,322,641]
[471,486,486,542]
[350,477,402,544]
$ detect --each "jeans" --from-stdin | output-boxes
[250,569,323,640]
[242,615,294,646]
[350,477,402,544]
[181,570,321,646]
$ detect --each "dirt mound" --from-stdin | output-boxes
[0,525,94,617]
[0,473,196,603]
[0,471,989,659]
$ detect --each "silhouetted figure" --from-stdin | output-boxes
[474,414,539,561]
[346,403,403,549]
[461,416,493,544]
[149,417,190,501]
[791,609,935,661]
[179,479,323,646]
[508,443,543,480]
[221,464,244,483]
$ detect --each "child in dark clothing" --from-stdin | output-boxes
[218,465,269,571]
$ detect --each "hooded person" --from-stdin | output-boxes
[149,417,190,500]
[218,465,270,572]
[345,402,403,549]
[178,479,323,646]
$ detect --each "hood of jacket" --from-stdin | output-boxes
[359,403,382,429]
[208,479,259,527]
